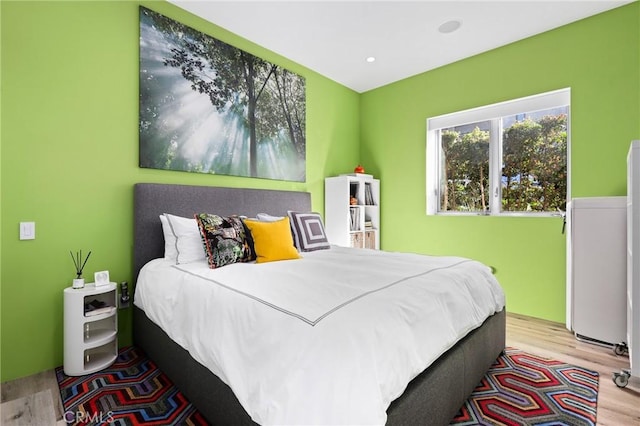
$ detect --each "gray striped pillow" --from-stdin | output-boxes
[287,211,331,252]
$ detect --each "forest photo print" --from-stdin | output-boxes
[139,7,306,182]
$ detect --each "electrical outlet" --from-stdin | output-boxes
[19,222,35,240]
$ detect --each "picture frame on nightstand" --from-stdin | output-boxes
[94,270,110,287]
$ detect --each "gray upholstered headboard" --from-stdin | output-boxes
[133,183,312,280]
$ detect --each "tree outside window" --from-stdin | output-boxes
[436,107,567,215]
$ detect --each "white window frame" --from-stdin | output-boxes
[426,88,571,216]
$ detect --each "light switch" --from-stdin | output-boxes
[20,222,35,240]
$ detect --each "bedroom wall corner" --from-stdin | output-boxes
[359,1,640,324]
[0,0,360,382]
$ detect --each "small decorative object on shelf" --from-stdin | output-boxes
[94,270,110,287]
[354,164,365,174]
[350,196,358,205]
[70,249,91,289]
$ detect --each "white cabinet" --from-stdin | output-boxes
[625,140,640,379]
[566,197,627,346]
[325,174,380,249]
[63,282,118,376]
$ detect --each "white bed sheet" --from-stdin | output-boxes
[134,246,505,425]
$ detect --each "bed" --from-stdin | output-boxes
[132,182,506,425]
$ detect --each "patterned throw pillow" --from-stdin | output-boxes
[195,213,256,268]
[287,211,331,252]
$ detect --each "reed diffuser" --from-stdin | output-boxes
[70,250,91,288]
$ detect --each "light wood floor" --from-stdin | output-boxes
[1,312,639,425]
[506,312,640,426]
[0,369,65,425]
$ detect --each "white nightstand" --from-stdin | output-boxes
[63,282,118,376]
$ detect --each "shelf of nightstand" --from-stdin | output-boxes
[84,326,117,347]
[83,341,118,374]
[84,306,117,320]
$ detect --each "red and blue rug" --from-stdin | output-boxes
[451,347,599,426]
[56,347,207,425]
[57,346,598,425]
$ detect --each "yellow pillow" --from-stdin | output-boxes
[243,217,301,263]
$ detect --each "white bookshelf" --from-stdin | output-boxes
[325,174,380,249]
[63,282,118,376]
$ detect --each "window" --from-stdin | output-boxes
[426,88,570,216]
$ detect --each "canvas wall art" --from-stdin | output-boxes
[139,7,306,182]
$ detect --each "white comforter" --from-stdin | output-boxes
[134,246,505,425]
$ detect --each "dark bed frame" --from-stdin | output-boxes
[132,183,505,426]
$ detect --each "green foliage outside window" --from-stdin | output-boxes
[441,127,490,212]
[440,114,567,213]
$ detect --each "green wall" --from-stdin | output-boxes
[0,0,359,382]
[2,0,638,383]
[360,3,640,323]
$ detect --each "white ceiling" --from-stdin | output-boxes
[168,0,633,93]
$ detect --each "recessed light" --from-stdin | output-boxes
[365,56,376,63]
[438,20,462,34]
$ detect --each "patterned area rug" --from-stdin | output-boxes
[56,346,207,425]
[57,346,599,425]
[451,347,599,426]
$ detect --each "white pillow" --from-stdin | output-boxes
[159,214,178,261]
[163,213,206,264]
[256,213,284,222]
